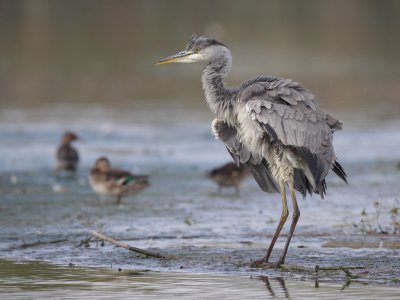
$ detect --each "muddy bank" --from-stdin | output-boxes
[323,235,400,249]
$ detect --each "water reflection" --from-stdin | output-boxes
[2,260,400,300]
[257,276,291,299]
[254,276,400,300]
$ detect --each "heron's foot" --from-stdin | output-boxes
[211,119,226,140]
[276,257,285,268]
[249,257,269,268]
[250,259,285,269]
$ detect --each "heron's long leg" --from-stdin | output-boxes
[250,181,288,267]
[263,181,289,262]
[278,181,300,265]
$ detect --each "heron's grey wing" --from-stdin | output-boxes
[212,119,278,193]
[246,99,333,153]
[239,76,343,133]
[239,76,344,192]
[247,99,335,188]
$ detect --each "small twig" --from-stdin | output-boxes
[257,263,366,274]
[255,263,314,272]
[340,267,353,277]
[78,235,94,247]
[315,265,366,272]
[340,278,352,290]
[9,239,68,250]
[91,231,168,259]
[278,264,314,272]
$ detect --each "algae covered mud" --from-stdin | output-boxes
[0,106,400,298]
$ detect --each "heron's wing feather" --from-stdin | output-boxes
[212,119,279,193]
[243,160,279,193]
[247,100,336,188]
[240,76,342,153]
[247,100,332,153]
[239,76,317,110]
[226,143,279,193]
[239,76,345,194]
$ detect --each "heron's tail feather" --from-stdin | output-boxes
[293,169,312,198]
[293,169,327,198]
[332,160,347,184]
[245,160,279,193]
[315,179,327,199]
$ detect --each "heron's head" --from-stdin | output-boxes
[157,34,229,65]
[95,156,111,172]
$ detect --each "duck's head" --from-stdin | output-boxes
[61,131,79,145]
[95,156,111,172]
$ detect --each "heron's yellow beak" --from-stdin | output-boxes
[156,50,193,65]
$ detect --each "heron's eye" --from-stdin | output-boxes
[194,47,201,53]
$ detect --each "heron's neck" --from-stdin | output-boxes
[201,50,236,119]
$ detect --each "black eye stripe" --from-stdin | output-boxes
[185,36,227,52]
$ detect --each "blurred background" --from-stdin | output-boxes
[0,0,399,122]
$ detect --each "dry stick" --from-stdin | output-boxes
[315,265,366,272]
[10,239,68,250]
[259,263,366,273]
[91,231,168,259]
[256,263,314,272]
[78,235,94,247]
[340,267,353,277]
[278,264,314,272]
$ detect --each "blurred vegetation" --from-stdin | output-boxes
[355,200,400,235]
[0,0,399,118]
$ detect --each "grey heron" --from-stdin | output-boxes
[157,35,347,267]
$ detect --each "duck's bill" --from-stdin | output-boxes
[156,50,193,65]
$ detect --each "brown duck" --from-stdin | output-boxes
[56,131,79,171]
[208,162,250,195]
[89,156,149,203]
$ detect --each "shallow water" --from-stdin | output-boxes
[0,106,400,298]
[1,260,400,300]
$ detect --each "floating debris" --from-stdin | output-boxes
[52,184,67,193]
[10,175,18,185]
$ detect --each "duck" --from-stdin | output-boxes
[207,162,250,195]
[89,156,149,203]
[56,131,80,171]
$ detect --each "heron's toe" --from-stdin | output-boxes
[249,258,269,268]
